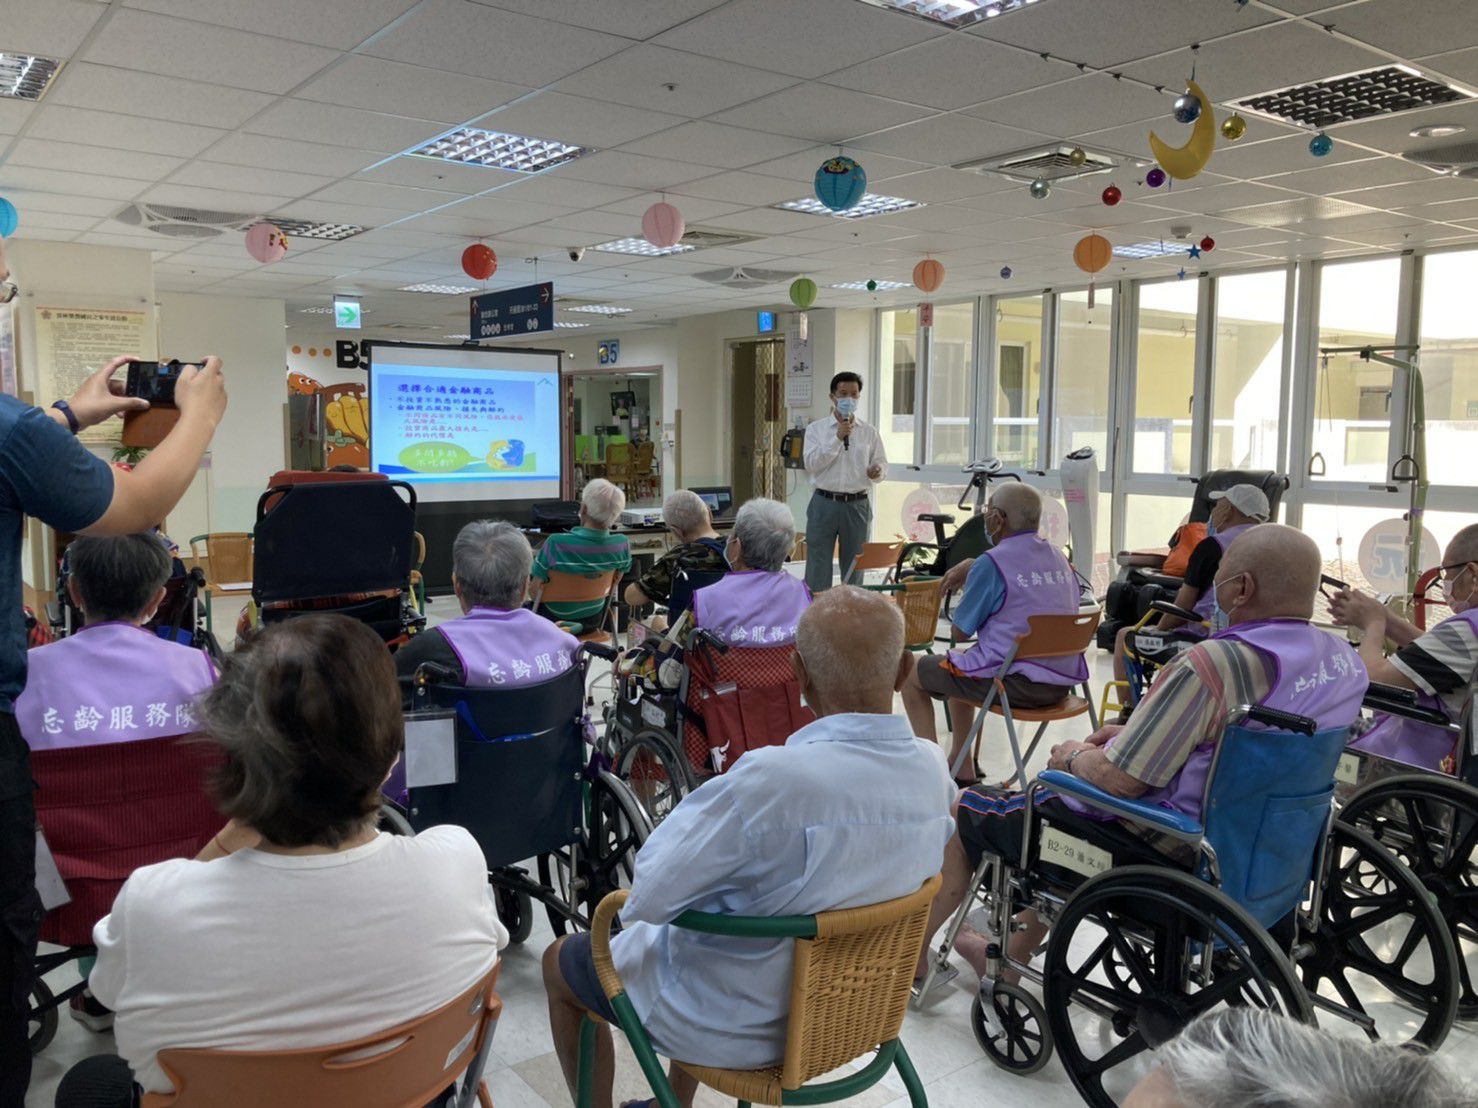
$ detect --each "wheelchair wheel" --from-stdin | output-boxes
[613,729,694,825]
[538,771,652,935]
[972,981,1052,1074]
[28,976,58,1054]
[1300,820,1457,1048]
[1043,866,1309,1108]
[496,885,535,945]
[376,801,414,837]
[1339,773,1478,1020]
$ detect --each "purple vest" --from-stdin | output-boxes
[17,622,216,751]
[1190,524,1256,621]
[692,571,812,646]
[1346,607,1478,770]
[437,607,580,687]
[1068,619,1366,823]
[952,533,1087,686]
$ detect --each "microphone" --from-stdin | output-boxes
[843,413,851,450]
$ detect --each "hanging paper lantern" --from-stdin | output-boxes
[1029,179,1051,200]
[1220,113,1247,141]
[1145,167,1167,189]
[1073,234,1112,275]
[865,279,878,292]
[999,266,1013,280]
[0,198,17,238]
[244,222,288,263]
[461,243,497,281]
[1067,147,1087,166]
[813,155,867,212]
[640,201,685,249]
[1101,184,1122,207]
[1309,132,1333,157]
[1172,90,1202,124]
[1200,235,1216,253]
[912,258,944,294]
[789,277,818,310]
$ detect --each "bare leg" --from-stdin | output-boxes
[946,700,978,781]
[917,831,973,977]
[955,911,1048,986]
[544,939,614,1108]
[1113,626,1132,684]
[901,669,939,745]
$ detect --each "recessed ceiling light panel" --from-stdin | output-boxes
[829,279,911,290]
[1232,66,1476,130]
[564,304,634,315]
[853,0,1044,28]
[554,321,590,328]
[299,305,373,315]
[593,237,696,257]
[0,53,62,101]
[408,126,590,172]
[776,193,924,220]
[272,218,367,242]
[399,282,480,294]
[1112,241,1191,260]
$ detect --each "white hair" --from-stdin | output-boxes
[731,498,796,572]
[581,478,625,530]
[1153,1009,1472,1108]
[664,489,710,539]
[453,520,532,609]
[989,482,1042,532]
[795,586,903,705]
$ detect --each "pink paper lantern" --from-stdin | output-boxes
[641,201,685,249]
[244,222,288,264]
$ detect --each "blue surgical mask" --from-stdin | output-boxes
[1211,575,1239,631]
[1205,516,1218,537]
[835,396,858,418]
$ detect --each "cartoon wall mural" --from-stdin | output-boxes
[287,341,370,469]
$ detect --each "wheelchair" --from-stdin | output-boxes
[894,459,1018,588]
[1100,599,1207,720]
[915,703,1459,1106]
[1097,468,1289,652]
[383,644,651,941]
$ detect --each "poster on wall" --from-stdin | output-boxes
[784,312,812,408]
[288,341,369,469]
[36,306,149,444]
[0,302,16,398]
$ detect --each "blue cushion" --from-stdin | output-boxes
[1037,770,1205,839]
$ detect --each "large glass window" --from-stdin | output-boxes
[928,301,975,466]
[877,308,917,465]
[1054,288,1113,460]
[1131,281,1198,474]
[993,295,1043,466]
[1210,269,1286,471]
[1311,257,1400,483]
[1417,249,1478,487]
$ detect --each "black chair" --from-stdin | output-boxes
[665,567,728,625]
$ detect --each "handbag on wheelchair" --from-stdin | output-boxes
[683,635,814,776]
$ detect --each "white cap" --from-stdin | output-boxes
[1209,483,1270,521]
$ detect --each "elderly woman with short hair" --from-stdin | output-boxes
[623,489,729,629]
[690,497,811,646]
[531,478,632,634]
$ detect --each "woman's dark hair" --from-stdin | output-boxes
[198,614,402,848]
[829,371,863,394]
[67,533,171,622]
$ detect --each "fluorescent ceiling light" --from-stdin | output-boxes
[853,0,1043,28]
[776,193,924,220]
[0,53,62,101]
[400,282,480,294]
[555,321,590,328]
[299,305,372,315]
[1410,123,1466,138]
[564,304,634,315]
[829,279,911,291]
[445,333,471,340]
[593,237,696,257]
[407,126,590,173]
[1113,241,1191,260]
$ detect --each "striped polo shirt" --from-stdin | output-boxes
[531,526,632,624]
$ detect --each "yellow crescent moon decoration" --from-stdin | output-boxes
[1149,78,1216,181]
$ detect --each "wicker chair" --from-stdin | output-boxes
[578,877,939,1108]
[866,576,944,653]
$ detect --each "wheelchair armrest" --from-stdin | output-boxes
[918,513,955,525]
[1140,574,1186,590]
[1117,550,1168,570]
[1037,770,1206,843]
[1150,599,1202,624]
[1362,682,1454,728]
[580,641,619,662]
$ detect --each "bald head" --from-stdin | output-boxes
[1445,523,1478,568]
[988,482,1043,535]
[794,585,907,715]
[1217,524,1321,623]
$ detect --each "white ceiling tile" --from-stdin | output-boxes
[653,0,944,80]
[6,139,184,182]
[703,208,828,235]
[46,63,275,130]
[711,82,934,143]
[538,210,646,236]
[121,0,419,49]
[273,199,417,228]
[468,0,727,39]
[1331,0,1478,60]
[617,121,812,170]
[417,194,579,227]
[553,44,796,118]
[140,183,296,213]
[82,8,340,94]
[0,192,121,217]
[1326,99,1478,158]
[743,145,929,183]
[1333,176,1478,209]
[295,56,530,125]
[18,211,101,232]
[505,178,639,210]
[1420,47,1478,89]
[542,150,713,190]
[1200,134,1369,179]
[0,165,143,201]
[353,157,523,194]
[27,104,226,157]
[1152,180,1307,216]
[198,133,384,178]
[850,115,1051,168]
[309,179,463,214]
[472,92,686,149]
[1408,196,1478,222]
[965,75,1175,141]
[171,162,339,200]
[829,35,1078,112]
[244,100,444,154]
[672,171,804,206]
[882,168,1014,204]
[363,0,629,86]
[0,0,108,57]
[1277,157,1439,194]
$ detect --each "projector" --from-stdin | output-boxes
[620,508,663,528]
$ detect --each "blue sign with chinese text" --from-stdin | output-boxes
[470,281,553,340]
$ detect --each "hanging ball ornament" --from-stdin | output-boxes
[640,201,685,249]
[1199,235,1216,253]
[1029,178,1052,200]
[865,279,878,292]
[1101,184,1122,207]
[1220,113,1247,141]
[1073,234,1112,276]
[244,222,288,263]
[0,198,18,238]
[1172,90,1203,124]
[461,242,497,281]
[813,155,867,212]
[789,276,818,310]
[1067,146,1087,166]
[999,266,1012,280]
[1145,167,1167,189]
[1309,131,1333,157]
[912,257,945,294]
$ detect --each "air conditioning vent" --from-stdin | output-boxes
[691,267,796,289]
[679,227,759,250]
[1221,195,1378,228]
[954,142,1134,183]
[1231,66,1476,130]
[114,204,369,242]
[1403,141,1478,172]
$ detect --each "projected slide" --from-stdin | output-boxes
[367,344,562,503]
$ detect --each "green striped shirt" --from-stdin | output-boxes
[531,526,632,623]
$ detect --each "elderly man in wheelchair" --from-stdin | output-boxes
[909,526,1451,1100]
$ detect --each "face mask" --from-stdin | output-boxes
[1211,575,1240,631]
[1442,565,1473,610]
[1206,513,1219,537]
[835,396,858,418]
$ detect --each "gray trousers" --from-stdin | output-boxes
[804,492,872,592]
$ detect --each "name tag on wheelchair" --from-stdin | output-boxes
[1334,752,1361,786]
[640,699,668,728]
[1133,633,1166,654]
[404,711,458,789]
[35,827,71,912]
[1040,825,1111,879]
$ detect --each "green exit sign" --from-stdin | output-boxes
[334,297,362,329]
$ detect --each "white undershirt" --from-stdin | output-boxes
[89,827,507,1093]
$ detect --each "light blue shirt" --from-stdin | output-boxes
[951,554,1006,638]
[610,712,954,1069]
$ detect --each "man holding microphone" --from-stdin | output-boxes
[803,372,887,592]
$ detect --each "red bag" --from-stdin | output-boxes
[683,641,814,776]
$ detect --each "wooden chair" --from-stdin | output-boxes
[789,536,807,565]
[141,965,502,1108]
[953,610,1102,786]
[843,540,903,586]
[410,531,427,615]
[632,440,658,500]
[604,442,636,497]
[868,576,944,653]
[531,567,621,647]
[578,878,939,1108]
[188,532,253,635]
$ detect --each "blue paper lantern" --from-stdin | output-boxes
[814,156,867,212]
[0,198,18,238]
[1309,132,1333,157]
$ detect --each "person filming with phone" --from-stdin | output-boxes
[802,372,887,593]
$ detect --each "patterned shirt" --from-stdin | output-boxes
[531,526,632,623]
[1390,615,1478,719]
[636,538,728,609]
